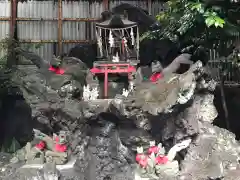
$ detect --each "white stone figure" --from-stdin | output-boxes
[149,141,156,147]
[130,27,135,46]
[82,85,91,101]
[109,30,114,47]
[167,139,192,161]
[82,85,99,101]
[90,87,99,100]
[122,88,129,97]
[112,52,120,62]
[136,146,144,154]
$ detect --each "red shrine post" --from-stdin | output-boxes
[90,13,140,98]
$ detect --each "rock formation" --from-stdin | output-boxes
[0,55,240,180]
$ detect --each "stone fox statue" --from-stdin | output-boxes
[137,53,193,83]
[15,47,89,98]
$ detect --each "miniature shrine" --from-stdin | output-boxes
[90,13,140,98]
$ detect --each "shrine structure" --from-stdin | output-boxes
[90,13,140,98]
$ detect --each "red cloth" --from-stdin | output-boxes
[48,66,65,75]
[55,143,67,152]
[128,65,136,72]
[155,155,168,164]
[35,141,46,150]
[148,146,159,154]
[54,136,67,152]
[136,154,148,168]
[150,72,163,82]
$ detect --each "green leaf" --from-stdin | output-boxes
[215,17,225,25]
[205,17,215,27]
[219,23,224,28]
[199,8,204,14]
[190,3,201,11]
[212,12,217,16]
[215,21,220,28]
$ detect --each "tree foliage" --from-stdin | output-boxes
[143,0,240,59]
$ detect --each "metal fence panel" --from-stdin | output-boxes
[0,1,10,60]
[62,1,89,55]
[17,1,58,62]
[0,0,167,62]
[109,0,148,10]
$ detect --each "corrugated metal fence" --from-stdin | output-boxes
[0,0,166,62]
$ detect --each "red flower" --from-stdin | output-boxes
[55,143,67,152]
[35,141,46,150]
[136,154,148,168]
[155,155,168,164]
[148,146,159,154]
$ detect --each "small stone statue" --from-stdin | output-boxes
[45,131,68,165]
[10,141,45,164]
[135,139,192,179]
[82,84,99,101]
[32,129,68,165]
[122,88,129,97]
[155,139,192,176]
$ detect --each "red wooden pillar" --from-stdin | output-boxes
[104,66,108,98]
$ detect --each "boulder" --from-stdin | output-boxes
[2,59,240,180]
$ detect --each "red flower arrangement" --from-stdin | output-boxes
[135,141,169,174]
[135,139,192,178]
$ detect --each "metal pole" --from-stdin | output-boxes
[58,0,63,56]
